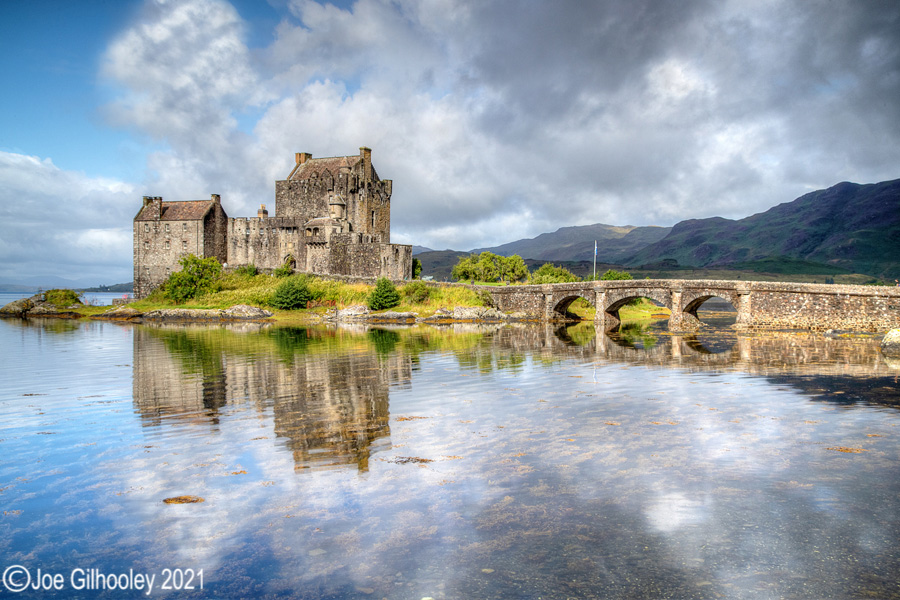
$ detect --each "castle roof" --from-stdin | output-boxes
[135,200,217,222]
[288,155,360,181]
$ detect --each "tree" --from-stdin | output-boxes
[270,275,312,310]
[452,255,478,283]
[164,254,222,303]
[477,252,500,282]
[368,277,401,310]
[451,252,528,284]
[412,257,422,279]
[500,255,528,283]
[600,269,633,281]
[529,263,579,284]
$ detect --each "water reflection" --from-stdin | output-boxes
[6,318,900,599]
[134,324,408,471]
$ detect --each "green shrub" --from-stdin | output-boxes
[235,264,258,277]
[451,252,528,283]
[476,289,495,307]
[163,255,222,303]
[368,277,401,311]
[600,269,633,281]
[529,263,579,284]
[412,257,422,279]
[270,275,312,310]
[402,281,431,304]
[44,289,82,307]
[273,262,294,278]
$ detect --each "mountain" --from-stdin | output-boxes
[0,275,111,293]
[411,245,434,255]
[625,179,900,279]
[472,223,671,263]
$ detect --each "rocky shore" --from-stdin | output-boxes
[0,297,536,324]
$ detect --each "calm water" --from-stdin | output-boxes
[0,292,129,307]
[1,317,899,599]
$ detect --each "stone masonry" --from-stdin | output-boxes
[134,148,412,298]
[485,279,900,332]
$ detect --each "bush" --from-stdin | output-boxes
[270,275,312,310]
[273,262,294,278]
[44,289,82,307]
[164,255,222,303]
[368,277,401,311]
[529,263,579,284]
[412,257,422,279]
[402,281,431,304]
[235,264,258,277]
[600,269,633,280]
[451,252,528,283]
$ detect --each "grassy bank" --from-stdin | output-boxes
[118,274,487,322]
[49,274,671,323]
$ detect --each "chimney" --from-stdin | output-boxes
[211,193,221,204]
[360,147,372,179]
[143,196,163,220]
[296,152,312,165]
[258,204,268,218]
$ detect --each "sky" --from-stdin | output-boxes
[1,0,899,285]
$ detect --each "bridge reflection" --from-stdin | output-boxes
[130,321,897,473]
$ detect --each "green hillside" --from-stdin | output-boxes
[625,179,900,279]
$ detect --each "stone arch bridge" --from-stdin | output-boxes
[483,279,900,332]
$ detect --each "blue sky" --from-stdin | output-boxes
[1,0,899,285]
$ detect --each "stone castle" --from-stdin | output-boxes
[133,147,412,298]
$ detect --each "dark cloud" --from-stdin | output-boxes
[4,0,899,282]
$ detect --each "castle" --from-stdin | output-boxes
[133,147,412,298]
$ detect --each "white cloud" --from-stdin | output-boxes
[0,151,136,282]
[81,0,900,256]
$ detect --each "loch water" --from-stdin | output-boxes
[1,317,899,599]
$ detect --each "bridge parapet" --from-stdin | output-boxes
[484,279,900,332]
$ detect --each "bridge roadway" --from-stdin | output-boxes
[483,279,900,332]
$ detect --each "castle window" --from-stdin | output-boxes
[183,223,188,231]
[182,241,187,250]
[372,210,376,228]
[165,241,170,249]
[144,224,149,233]
[144,242,149,250]
[165,224,170,233]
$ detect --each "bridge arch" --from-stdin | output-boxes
[598,287,672,330]
[680,289,742,328]
[551,294,593,317]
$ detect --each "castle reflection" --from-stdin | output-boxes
[131,321,898,473]
[133,324,411,471]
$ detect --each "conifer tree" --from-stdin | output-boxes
[368,277,401,310]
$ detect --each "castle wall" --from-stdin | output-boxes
[133,216,210,298]
[227,217,307,270]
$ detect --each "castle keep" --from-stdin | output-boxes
[133,147,412,298]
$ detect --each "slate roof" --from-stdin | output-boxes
[288,155,360,181]
[135,200,217,221]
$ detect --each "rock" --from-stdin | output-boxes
[28,304,62,315]
[332,305,370,320]
[94,306,144,321]
[451,306,507,321]
[0,297,34,317]
[223,304,273,319]
[370,311,417,321]
[144,308,226,321]
[881,328,900,357]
